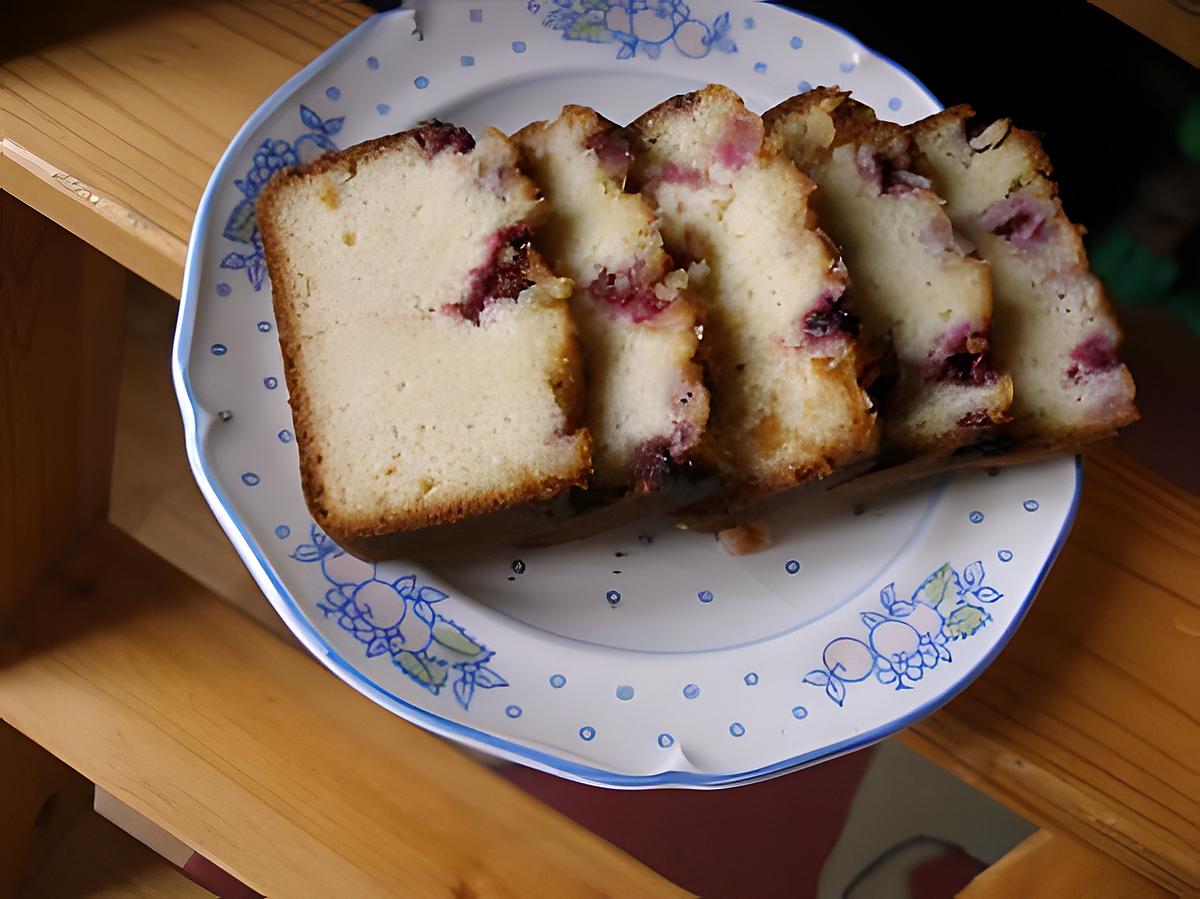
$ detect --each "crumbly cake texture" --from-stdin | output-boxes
[910,107,1137,443]
[514,106,709,494]
[765,89,1013,455]
[629,85,875,498]
[256,122,591,553]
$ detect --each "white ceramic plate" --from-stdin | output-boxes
[174,0,1080,788]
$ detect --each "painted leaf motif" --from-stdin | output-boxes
[412,599,435,627]
[570,16,611,42]
[453,677,475,710]
[395,651,448,689]
[418,585,448,604]
[220,252,246,270]
[860,611,887,628]
[615,40,635,58]
[299,104,323,131]
[431,620,485,658]
[944,605,989,639]
[290,543,322,562]
[826,677,846,706]
[365,637,389,658]
[247,258,266,290]
[473,666,509,689]
[974,585,1003,603]
[912,563,960,612]
[642,40,662,59]
[322,116,344,135]
[392,574,417,597]
[889,601,916,618]
[879,582,896,610]
[803,669,830,687]
[223,199,257,244]
[963,560,984,588]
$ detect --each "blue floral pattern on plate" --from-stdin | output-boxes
[220,105,344,290]
[288,525,508,710]
[536,0,737,60]
[803,561,1003,706]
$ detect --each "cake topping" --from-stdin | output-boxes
[977,193,1053,247]
[412,121,475,160]
[586,259,673,323]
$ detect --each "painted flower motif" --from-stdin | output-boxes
[804,561,1002,706]
[289,525,507,710]
[538,0,737,60]
[221,105,342,291]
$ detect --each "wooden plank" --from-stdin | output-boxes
[0,722,95,897]
[959,829,1172,899]
[22,810,211,899]
[0,190,125,621]
[0,525,682,899]
[0,1,372,298]
[905,446,1200,895]
[1090,0,1200,67]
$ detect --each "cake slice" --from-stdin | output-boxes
[257,122,591,560]
[765,89,1013,455]
[628,85,875,499]
[514,106,708,494]
[910,108,1137,443]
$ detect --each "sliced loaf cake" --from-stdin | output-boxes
[765,89,1013,455]
[257,122,591,560]
[629,85,875,498]
[514,106,708,494]
[911,108,1137,443]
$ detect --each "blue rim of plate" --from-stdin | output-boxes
[172,4,1082,788]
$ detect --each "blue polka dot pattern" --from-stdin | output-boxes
[729,722,746,737]
[744,672,759,686]
[839,60,856,72]
[263,377,278,390]
[325,86,340,101]
[791,705,808,720]
[376,103,390,115]
[786,559,801,574]
[657,733,674,748]
[682,683,700,700]
[697,589,714,604]
[275,525,290,539]
[414,76,430,89]
[505,704,522,718]
[606,589,621,606]
[366,56,379,70]
[277,429,293,444]
[579,725,596,741]
[461,55,475,67]
[888,97,902,111]
[1023,499,1040,512]
[743,16,755,29]
[753,62,767,74]
[469,7,482,22]
[969,510,984,524]
[257,320,271,333]
[216,282,231,297]
[512,40,527,53]
[790,36,803,49]
[998,549,1014,562]
[549,673,566,688]
[241,472,260,487]
[210,343,227,356]
[797,80,812,92]
[616,685,634,701]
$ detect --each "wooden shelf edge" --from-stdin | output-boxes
[0,524,682,898]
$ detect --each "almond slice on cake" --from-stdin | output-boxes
[514,106,709,495]
[765,89,1013,456]
[628,85,875,500]
[910,108,1137,444]
[257,122,590,560]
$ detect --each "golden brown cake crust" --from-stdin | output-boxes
[256,125,591,554]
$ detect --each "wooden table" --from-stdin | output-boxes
[2,3,1197,896]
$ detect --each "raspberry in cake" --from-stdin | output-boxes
[256,122,591,560]
[765,89,1013,455]
[910,107,1137,443]
[628,85,875,499]
[514,106,709,494]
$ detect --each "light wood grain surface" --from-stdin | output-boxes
[0,1,371,296]
[959,829,1172,899]
[0,525,683,899]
